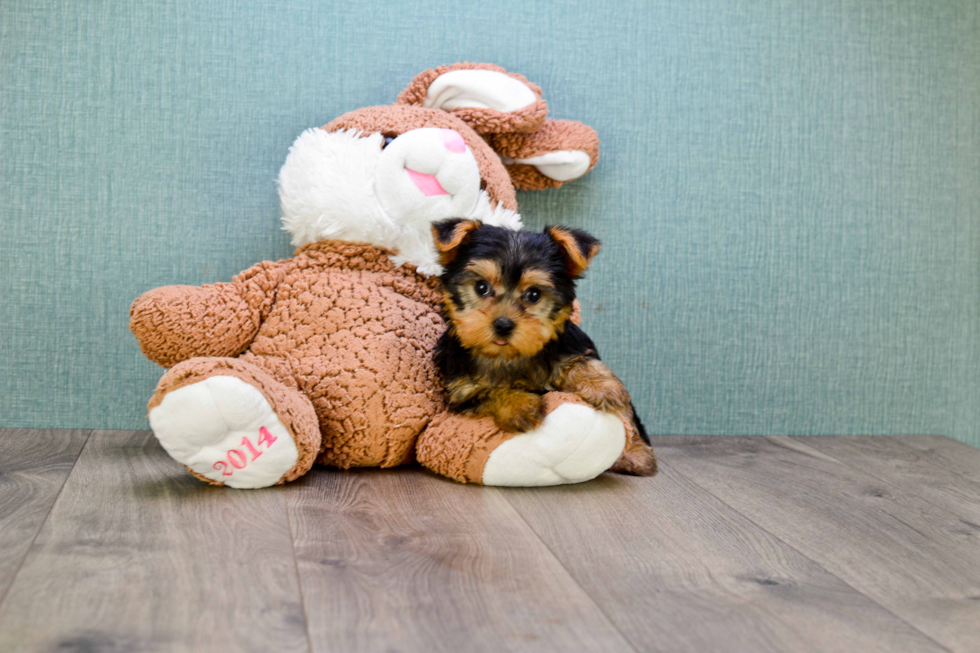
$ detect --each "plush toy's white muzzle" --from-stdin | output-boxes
[278,127,521,276]
[375,128,482,228]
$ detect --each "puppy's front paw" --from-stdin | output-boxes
[493,391,546,433]
[575,376,631,414]
[563,359,632,413]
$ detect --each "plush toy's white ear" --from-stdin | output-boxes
[501,150,592,182]
[396,63,549,134]
[488,119,600,190]
[422,69,538,113]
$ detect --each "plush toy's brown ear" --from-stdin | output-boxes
[432,219,482,267]
[396,63,548,135]
[547,226,601,279]
[488,120,600,191]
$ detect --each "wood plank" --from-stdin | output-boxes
[502,465,948,653]
[285,466,634,653]
[798,436,980,523]
[0,429,89,604]
[893,436,980,483]
[0,431,310,653]
[660,436,980,653]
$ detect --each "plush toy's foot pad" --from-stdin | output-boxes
[149,375,299,489]
[482,402,626,486]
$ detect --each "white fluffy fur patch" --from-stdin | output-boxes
[278,128,521,276]
[279,129,399,249]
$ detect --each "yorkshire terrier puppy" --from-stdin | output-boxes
[430,219,657,476]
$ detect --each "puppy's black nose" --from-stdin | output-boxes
[493,317,515,337]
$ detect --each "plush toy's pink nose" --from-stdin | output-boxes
[439,129,466,153]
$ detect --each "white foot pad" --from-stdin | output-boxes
[149,376,299,489]
[481,403,626,487]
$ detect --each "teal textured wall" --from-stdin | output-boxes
[2,1,978,446]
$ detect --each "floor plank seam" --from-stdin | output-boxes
[0,430,92,611]
[656,453,958,653]
[494,488,643,653]
[778,437,980,530]
[901,436,980,485]
[283,491,315,653]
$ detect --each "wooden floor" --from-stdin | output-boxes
[0,431,978,653]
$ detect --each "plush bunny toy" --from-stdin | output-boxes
[131,63,642,488]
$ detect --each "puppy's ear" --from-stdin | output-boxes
[546,226,601,278]
[432,219,482,267]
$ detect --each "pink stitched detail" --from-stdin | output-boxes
[258,426,278,447]
[210,427,279,478]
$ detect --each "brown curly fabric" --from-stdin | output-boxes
[416,392,594,484]
[147,356,322,486]
[129,261,284,368]
[396,62,549,135]
[133,241,447,471]
[488,119,601,191]
[324,104,518,213]
[416,410,503,484]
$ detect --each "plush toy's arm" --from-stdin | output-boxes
[416,393,634,486]
[130,261,284,368]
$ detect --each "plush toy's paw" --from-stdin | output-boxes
[482,399,625,486]
[149,375,300,489]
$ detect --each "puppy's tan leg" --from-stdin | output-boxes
[556,357,657,476]
[479,388,546,433]
[609,423,658,476]
[555,357,631,414]
[445,376,487,408]
[446,377,546,433]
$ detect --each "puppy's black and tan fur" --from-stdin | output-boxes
[431,219,656,476]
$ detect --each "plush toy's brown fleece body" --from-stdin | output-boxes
[131,240,606,484]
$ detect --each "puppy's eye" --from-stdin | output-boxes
[524,287,542,304]
[382,136,395,149]
[474,280,492,297]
